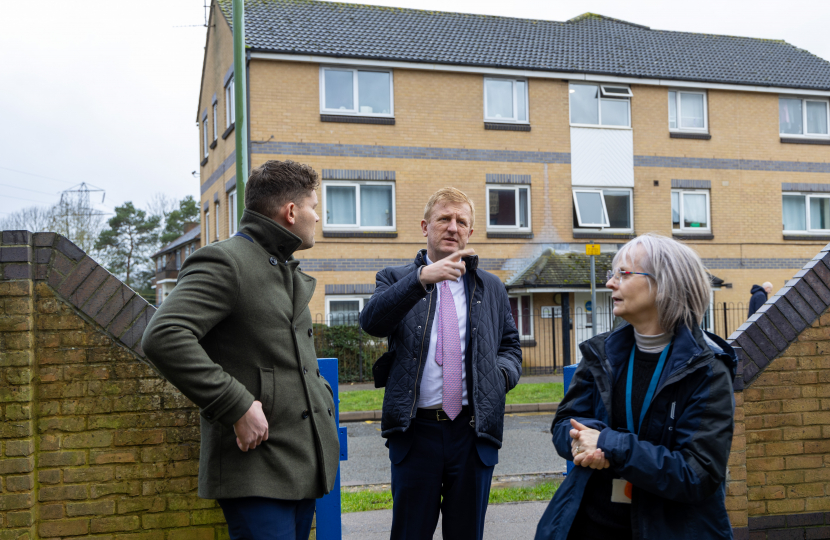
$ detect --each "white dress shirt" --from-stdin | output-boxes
[417,254,468,409]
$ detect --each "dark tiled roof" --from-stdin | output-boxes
[507,249,614,289]
[152,227,201,258]
[218,0,830,91]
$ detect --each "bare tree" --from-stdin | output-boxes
[0,191,105,255]
[0,205,56,233]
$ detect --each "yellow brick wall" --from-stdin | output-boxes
[739,314,830,519]
[198,3,236,247]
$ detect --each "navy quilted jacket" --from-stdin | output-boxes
[535,322,737,540]
[359,250,522,447]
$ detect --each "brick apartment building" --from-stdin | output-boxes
[149,223,200,306]
[195,0,830,366]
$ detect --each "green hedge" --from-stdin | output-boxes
[313,323,387,383]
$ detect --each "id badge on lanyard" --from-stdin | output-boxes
[613,340,672,505]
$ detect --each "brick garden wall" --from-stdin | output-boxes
[0,230,230,539]
[727,247,830,539]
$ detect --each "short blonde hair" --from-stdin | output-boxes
[423,187,475,228]
[613,233,711,332]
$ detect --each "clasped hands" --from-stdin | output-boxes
[570,418,610,469]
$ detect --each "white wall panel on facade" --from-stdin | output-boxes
[570,127,634,187]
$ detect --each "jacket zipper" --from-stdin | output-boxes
[467,279,478,430]
[410,288,433,418]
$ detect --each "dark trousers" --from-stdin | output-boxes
[388,416,496,540]
[217,497,315,540]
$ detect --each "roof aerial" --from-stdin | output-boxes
[216,0,830,91]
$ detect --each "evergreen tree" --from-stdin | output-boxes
[159,195,200,245]
[95,202,160,296]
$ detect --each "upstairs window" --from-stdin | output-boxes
[321,67,393,117]
[323,181,395,231]
[486,185,530,231]
[570,83,631,127]
[202,117,208,158]
[669,90,707,132]
[225,76,235,127]
[484,78,528,123]
[204,210,210,243]
[212,102,218,141]
[780,97,829,137]
[175,250,181,270]
[215,202,220,241]
[671,190,710,232]
[783,193,830,232]
[572,188,632,231]
[228,189,238,236]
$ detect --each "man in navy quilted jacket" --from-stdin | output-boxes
[360,187,522,540]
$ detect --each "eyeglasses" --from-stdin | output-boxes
[606,269,652,281]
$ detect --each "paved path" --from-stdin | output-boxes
[340,374,563,392]
[342,500,549,540]
[340,412,564,487]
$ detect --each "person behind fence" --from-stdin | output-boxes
[748,281,773,317]
[535,233,738,540]
[142,160,339,540]
[359,187,522,540]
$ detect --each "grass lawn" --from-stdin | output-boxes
[339,382,563,413]
[342,481,559,513]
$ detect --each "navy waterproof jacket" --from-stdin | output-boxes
[535,322,737,540]
[359,249,522,447]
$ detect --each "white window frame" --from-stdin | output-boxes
[569,82,632,129]
[202,118,208,158]
[321,181,396,231]
[215,202,220,241]
[671,189,711,233]
[779,96,830,138]
[668,90,708,132]
[483,78,529,124]
[228,189,238,236]
[212,102,218,141]
[325,296,368,326]
[204,210,210,243]
[319,66,395,117]
[509,295,534,340]
[600,85,633,98]
[225,76,235,128]
[572,188,634,233]
[782,192,830,233]
[485,184,531,232]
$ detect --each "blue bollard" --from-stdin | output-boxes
[563,364,578,475]
[317,358,348,540]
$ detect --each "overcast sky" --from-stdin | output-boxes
[2,0,829,220]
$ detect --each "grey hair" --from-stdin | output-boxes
[612,233,711,332]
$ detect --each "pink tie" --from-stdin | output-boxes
[436,280,462,420]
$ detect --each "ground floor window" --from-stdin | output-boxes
[509,295,533,339]
[325,296,366,326]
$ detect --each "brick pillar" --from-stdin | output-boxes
[0,231,36,539]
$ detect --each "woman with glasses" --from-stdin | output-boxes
[536,234,738,540]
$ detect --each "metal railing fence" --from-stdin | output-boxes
[314,301,752,383]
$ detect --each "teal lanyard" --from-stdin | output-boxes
[626,340,672,435]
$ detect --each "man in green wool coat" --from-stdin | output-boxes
[142,160,339,539]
